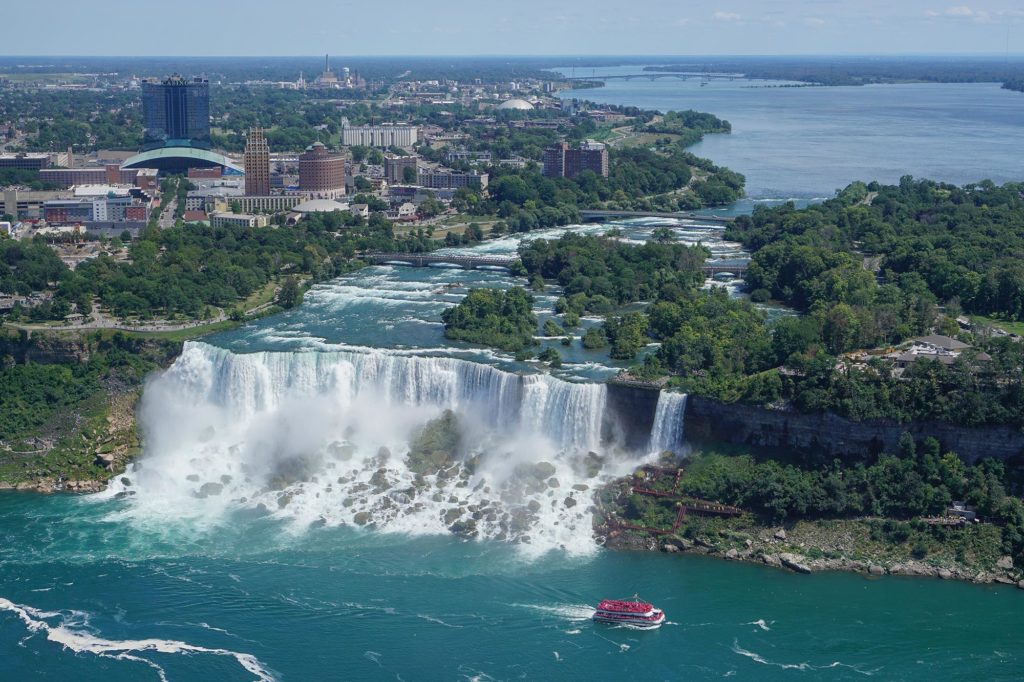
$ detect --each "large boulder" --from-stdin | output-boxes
[996,556,1014,571]
[95,453,117,471]
[779,553,812,574]
[196,482,223,498]
[868,565,886,576]
[407,410,461,475]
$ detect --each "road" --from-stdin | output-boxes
[157,194,178,228]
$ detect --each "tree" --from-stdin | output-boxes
[277,276,303,309]
[402,165,418,184]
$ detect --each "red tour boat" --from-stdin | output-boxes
[593,596,666,629]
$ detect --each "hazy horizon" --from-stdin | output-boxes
[5,0,1023,57]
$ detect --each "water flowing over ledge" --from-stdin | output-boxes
[99,342,666,556]
[649,392,688,455]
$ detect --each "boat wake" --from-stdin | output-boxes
[732,639,876,675]
[0,597,275,681]
[509,603,596,622]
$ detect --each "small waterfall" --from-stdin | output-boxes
[648,392,687,454]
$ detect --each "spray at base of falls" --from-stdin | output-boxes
[648,392,687,455]
[99,342,659,556]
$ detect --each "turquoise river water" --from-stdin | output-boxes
[3,76,1024,681]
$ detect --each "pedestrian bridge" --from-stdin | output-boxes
[580,209,734,224]
[365,252,748,277]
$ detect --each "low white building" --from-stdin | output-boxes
[210,212,269,229]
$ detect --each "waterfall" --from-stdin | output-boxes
[648,392,687,455]
[100,342,634,556]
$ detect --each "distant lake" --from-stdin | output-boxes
[555,67,1024,202]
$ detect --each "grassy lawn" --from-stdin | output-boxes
[615,131,683,149]
[970,315,1024,336]
[106,320,243,342]
[241,280,281,310]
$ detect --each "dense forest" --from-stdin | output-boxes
[440,287,536,352]
[727,178,1024,321]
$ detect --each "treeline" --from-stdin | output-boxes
[627,442,1024,565]
[728,178,1024,322]
[642,57,1024,90]
[641,110,731,146]
[519,232,708,309]
[1,209,441,321]
[465,145,742,232]
[0,169,60,191]
[0,89,142,152]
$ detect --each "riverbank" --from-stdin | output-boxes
[598,458,1024,585]
[596,471,1024,590]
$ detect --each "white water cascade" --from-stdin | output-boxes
[99,342,632,556]
[648,392,688,455]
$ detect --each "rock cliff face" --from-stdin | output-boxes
[603,382,661,450]
[684,395,1024,463]
[0,330,92,365]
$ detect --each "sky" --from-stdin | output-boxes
[6,0,1024,56]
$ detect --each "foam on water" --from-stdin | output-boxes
[0,598,275,682]
[99,342,642,557]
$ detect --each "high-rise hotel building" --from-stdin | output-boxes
[243,128,271,196]
[140,75,211,150]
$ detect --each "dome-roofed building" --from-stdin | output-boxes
[497,98,534,111]
[292,198,349,214]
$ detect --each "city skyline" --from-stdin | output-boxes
[4,0,1024,56]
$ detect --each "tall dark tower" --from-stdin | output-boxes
[141,75,211,151]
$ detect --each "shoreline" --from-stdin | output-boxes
[599,517,1024,591]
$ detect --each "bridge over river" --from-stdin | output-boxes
[565,72,745,83]
[580,209,734,224]
[365,252,747,277]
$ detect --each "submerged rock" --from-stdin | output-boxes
[197,482,223,498]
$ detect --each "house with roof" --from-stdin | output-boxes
[893,334,991,372]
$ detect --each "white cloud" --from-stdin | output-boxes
[803,17,826,26]
[712,11,742,22]
[944,5,974,16]
[675,17,691,26]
